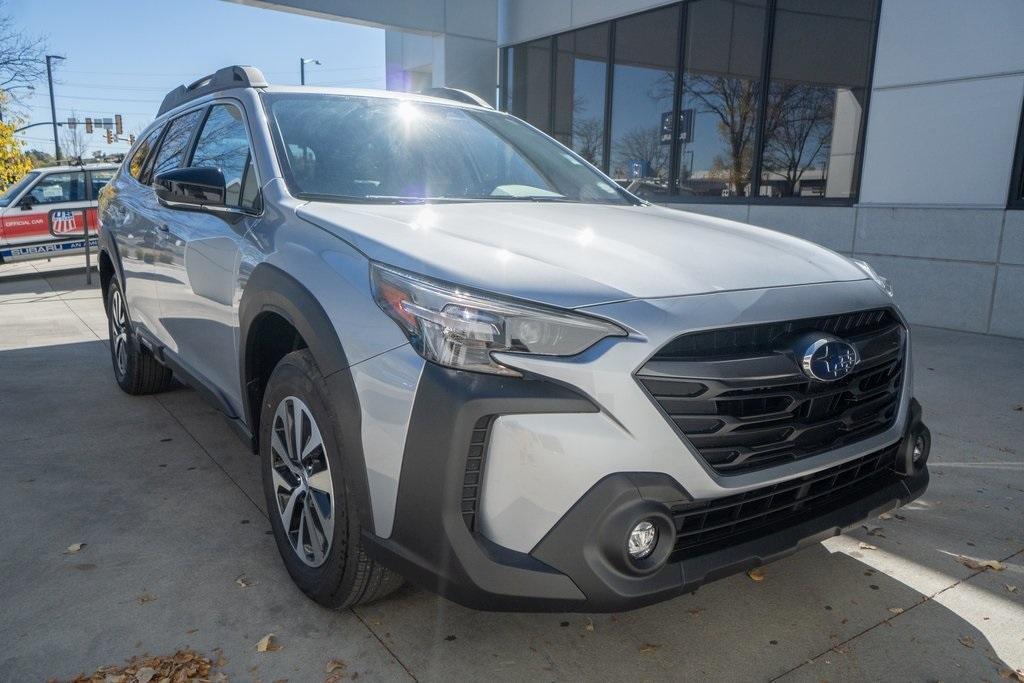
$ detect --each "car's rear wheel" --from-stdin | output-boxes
[260,349,402,608]
[106,279,173,395]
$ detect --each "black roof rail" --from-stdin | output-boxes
[158,65,268,117]
[418,87,492,108]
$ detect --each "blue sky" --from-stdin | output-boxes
[8,0,385,155]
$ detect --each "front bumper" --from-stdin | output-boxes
[362,363,930,612]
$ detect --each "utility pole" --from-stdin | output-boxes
[46,55,65,160]
[300,57,320,85]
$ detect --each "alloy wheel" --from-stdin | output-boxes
[270,396,335,567]
[110,287,129,377]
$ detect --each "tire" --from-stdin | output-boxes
[260,349,402,608]
[106,279,173,395]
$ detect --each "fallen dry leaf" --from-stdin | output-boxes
[956,555,1006,571]
[638,643,659,654]
[257,633,281,653]
[64,543,86,554]
[583,619,594,632]
[686,607,704,616]
[959,635,975,649]
[136,592,156,605]
[326,659,347,683]
[862,524,885,537]
[878,512,893,520]
[235,576,255,588]
[66,649,219,683]
[997,668,1024,682]
[747,568,765,582]
[859,542,878,550]
[888,607,904,615]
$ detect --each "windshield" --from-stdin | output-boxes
[0,171,40,207]
[264,93,633,205]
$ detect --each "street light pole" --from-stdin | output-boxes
[46,55,65,161]
[300,57,321,85]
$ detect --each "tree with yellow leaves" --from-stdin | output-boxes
[0,113,31,191]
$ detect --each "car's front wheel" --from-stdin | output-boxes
[260,349,402,608]
[106,279,173,395]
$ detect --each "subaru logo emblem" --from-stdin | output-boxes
[800,336,859,382]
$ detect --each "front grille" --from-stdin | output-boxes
[638,309,905,474]
[461,416,493,531]
[670,444,900,559]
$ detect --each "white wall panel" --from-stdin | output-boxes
[859,74,1024,206]
[873,0,1024,88]
[498,0,572,45]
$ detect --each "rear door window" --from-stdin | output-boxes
[128,126,164,181]
[151,109,204,179]
[89,169,116,197]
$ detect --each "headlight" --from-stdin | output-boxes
[853,259,894,297]
[370,263,626,376]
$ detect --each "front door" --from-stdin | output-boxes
[151,103,261,416]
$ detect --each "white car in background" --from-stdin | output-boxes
[0,163,116,264]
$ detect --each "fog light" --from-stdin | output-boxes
[913,435,926,463]
[628,520,658,560]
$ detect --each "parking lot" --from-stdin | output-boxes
[1,256,1022,682]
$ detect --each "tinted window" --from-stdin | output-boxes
[90,169,116,196]
[553,24,610,168]
[267,94,630,205]
[608,6,680,199]
[29,172,86,204]
[151,109,204,178]
[0,171,39,206]
[507,39,552,132]
[676,0,767,197]
[759,0,878,198]
[190,104,254,208]
[129,126,163,181]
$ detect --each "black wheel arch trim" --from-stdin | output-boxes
[239,262,376,535]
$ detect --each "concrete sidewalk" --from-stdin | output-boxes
[1,257,1021,682]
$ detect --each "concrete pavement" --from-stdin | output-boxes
[1,256,1021,681]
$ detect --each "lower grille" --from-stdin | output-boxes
[670,444,900,559]
[638,309,906,474]
[461,416,493,531]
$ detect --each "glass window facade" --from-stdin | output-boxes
[553,24,610,167]
[608,6,680,199]
[759,0,878,198]
[506,38,552,132]
[501,0,880,203]
[676,0,766,198]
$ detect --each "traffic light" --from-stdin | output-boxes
[85,117,93,133]
[115,114,123,135]
[105,128,113,144]
[129,134,136,145]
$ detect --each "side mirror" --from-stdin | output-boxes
[18,195,34,210]
[154,167,226,208]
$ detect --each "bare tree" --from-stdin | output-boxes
[613,125,668,180]
[60,113,90,162]
[571,118,603,165]
[683,75,759,195]
[0,1,48,115]
[760,84,835,196]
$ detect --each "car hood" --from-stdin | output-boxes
[297,201,867,309]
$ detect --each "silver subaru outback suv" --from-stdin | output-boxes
[97,66,929,612]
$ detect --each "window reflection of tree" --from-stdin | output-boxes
[191,106,250,205]
[761,84,835,197]
[683,75,759,196]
